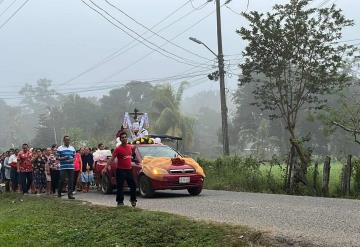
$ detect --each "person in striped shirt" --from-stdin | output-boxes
[57,136,76,199]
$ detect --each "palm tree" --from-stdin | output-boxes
[151,82,194,150]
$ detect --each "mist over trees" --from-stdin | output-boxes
[1,0,359,178]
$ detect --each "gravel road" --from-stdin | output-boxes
[73,189,360,247]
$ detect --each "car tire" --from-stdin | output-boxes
[101,174,112,194]
[187,186,202,196]
[139,175,155,198]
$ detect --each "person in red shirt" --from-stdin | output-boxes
[17,143,33,194]
[107,132,137,207]
[73,147,83,193]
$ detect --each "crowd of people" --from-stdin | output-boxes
[0,139,108,198]
[0,132,138,207]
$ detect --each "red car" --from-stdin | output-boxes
[100,143,205,197]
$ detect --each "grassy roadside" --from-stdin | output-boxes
[199,156,360,198]
[0,194,273,247]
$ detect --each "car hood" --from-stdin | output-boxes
[141,156,205,181]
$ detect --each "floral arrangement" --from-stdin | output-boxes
[131,136,155,145]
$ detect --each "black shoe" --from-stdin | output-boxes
[57,194,63,198]
[130,200,137,208]
[117,202,124,206]
[68,195,75,199]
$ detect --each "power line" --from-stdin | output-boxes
[95,68,213,86]
[64,0,219,87]
[1,68,211,93]
[317,0,333,8]
[76,0,210,95]
[190,0,209,10]
[0,0,29,31]
[0,0,18,19]
[61,0,194,88]
[101,8,217,81]
[104,0,211,62]
[0,69,213,99]
[224,0,249,16]
[84,0,203,67]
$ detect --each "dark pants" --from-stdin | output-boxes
[4,179,10,192]
[116,169,136,203]
[58,169,74,196]
[0,168,4,182]
[20,172,33,194]
[73,171,80,191]
[50,169,60,194]
[10,168,19,191]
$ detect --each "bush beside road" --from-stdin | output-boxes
[198,156,360,198]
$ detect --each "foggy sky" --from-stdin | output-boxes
[0,0,359,105]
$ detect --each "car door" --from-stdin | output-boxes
[131,147,142,186]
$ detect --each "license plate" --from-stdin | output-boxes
[179,177,190,184]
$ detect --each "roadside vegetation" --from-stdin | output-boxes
[0,194,276,247]
[199,156,360,198]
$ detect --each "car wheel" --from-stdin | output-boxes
[187,186,202,196]
[139,175,155,198]
[101,174,112,194]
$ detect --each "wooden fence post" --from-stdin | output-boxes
[322,156,331,196]
[341,155,352,196]
[313,161,319,195]
[346,154,352,196]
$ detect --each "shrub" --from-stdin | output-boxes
[352,157,360,195]
[198,156,264,192]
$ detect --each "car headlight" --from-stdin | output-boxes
[152,168,168,175]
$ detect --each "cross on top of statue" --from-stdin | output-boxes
[129,108,144,122]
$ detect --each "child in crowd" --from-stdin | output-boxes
[81,147,94,192]
[73,147,83,193]
[32,149,47,195]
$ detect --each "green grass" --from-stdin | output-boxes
[0,194,268,247]
[199,156,358,198]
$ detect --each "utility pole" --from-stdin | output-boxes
[215,0,230,155]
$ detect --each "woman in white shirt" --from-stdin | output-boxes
[3,151,11,192]
[9,149,19,192]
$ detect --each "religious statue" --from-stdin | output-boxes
[120,108,150,143]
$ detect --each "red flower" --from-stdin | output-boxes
[171,157,185,166]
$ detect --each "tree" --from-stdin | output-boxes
[237,0,356,191]
[99,81,155,139]
[0,99,34,149]
[32,113,56,147]
[322,78,360,146]
[232,81,288,155]
[18,79,61,143]
[181,91,221,115]
[182,91,223,157]
[191,106,222,158]
[151,82,194,151]
[19,78,60,113]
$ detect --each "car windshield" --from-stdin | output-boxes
[138,146,180,158]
